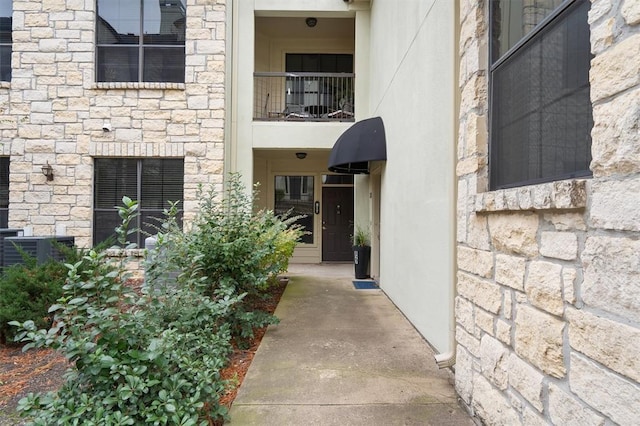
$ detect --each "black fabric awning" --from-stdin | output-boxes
[328,116,387,174]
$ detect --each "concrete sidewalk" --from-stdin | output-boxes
[227,264,474,425]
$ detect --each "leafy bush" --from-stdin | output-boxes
[0,260,66,344]
[146,174,304,345]
[11,198,238,425]
[10,175,303,424]
[0,241,97,344]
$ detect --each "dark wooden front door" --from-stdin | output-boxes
[322,187,354,261]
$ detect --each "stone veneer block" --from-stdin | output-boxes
[582,236,640,323]
[507,354,544,412]
[457,246,494,278]
[472,374,520,425]
[567,308,640,382]
[488,213,539,257]
[590,91,640,176]
[548,383,605,426]
[590,33,640,101]
[622,0,640,24]
[570,354,640,425]
[495,253,526,291]
[590,177,640,232]
[514,305,565,378]
[480,335,508,389]
[540,231,578,260]
[525,261,564,316]
[458,271,502,314]
[455,347,474,405]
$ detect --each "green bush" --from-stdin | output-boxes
[11,198,238,425]
[146,174,304,345]
[0,242,94,344]
[0,260,66,344]
[11,176,303,424]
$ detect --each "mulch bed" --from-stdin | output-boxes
[0,279,287,422]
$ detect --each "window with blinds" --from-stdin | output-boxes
[0,157,8,228]
[94,158,184,247]
[0,2,11,81]
[489,0,593,189]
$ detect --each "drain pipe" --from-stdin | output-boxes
[434,351,456,369]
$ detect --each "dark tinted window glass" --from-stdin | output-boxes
[490,0,592,189]
[0,157,9,211]
[94,158,184,247]
[96,0,185,83]
[0,3,11,81]
[275,175,314,244]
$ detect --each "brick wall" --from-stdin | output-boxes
[2,0,227,247]
[456,0,640,424]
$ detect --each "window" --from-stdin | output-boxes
[96,0,185,83]
[274,176,314,244]
[0,157,8,227]
[0,2,11,81]
[489,0,593,189]
[94,158,184,247]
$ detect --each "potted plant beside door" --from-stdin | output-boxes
[351,226,371,279]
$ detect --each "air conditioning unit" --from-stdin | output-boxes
[0,229,23,268]
[3,236,75,267]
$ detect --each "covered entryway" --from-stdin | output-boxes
[322,186,353,261]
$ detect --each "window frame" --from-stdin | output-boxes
[95,0,186,83]
[488,0,593,190]
[0,157,8,228]
[0,3,12,82]
[93,158,184,248]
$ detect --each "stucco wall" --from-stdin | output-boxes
[2,0,227,247]
[455,0,640,424]
[370,0,457,354]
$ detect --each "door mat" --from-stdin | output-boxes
[353,280,379,289]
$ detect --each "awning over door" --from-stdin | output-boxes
[328,116,387,174]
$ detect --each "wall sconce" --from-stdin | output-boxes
[41,161,54,181]
[296,152,307,159]
[305,17,317,27]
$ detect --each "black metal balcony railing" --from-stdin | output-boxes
[254,72,355,122]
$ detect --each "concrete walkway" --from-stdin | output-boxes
[227,264,474,425]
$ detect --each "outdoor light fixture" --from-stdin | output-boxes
[305,17,317,27]
[41,161,54,181]
[296,152,307,159]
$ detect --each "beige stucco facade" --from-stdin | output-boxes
[456,0,640,424]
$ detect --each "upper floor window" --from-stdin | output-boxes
[96,0,185,83]
[94,158,184,248]
[0,157,8,227]
[0,2,11,82]
[489,0,593,190]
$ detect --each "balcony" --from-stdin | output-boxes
[254,72,355,122]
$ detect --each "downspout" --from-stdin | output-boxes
[223,0,237,181]
[434,0,460,371]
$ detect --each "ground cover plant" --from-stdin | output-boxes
[10,175,303,425]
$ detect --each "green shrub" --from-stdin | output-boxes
[0,241,97,344]
[145,174,304,345]
[11,198,238,425]
[0,260,66,344]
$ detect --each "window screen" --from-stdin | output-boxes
[489,0,592,189]
[94,158,184,247]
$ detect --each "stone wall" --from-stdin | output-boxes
[456,0,640,424]
[1,0,227,247]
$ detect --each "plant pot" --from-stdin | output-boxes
[353,245,370,279]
